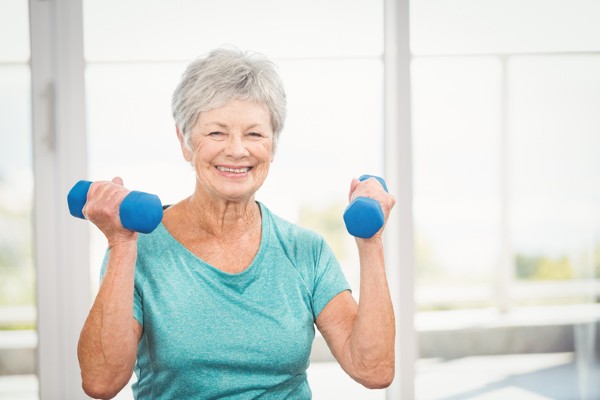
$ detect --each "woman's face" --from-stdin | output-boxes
[182,99,274,203]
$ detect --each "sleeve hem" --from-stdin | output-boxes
[312,287,352,321]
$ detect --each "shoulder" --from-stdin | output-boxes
[133,223,182,276]
[136,224,171,253]
[259,203,337,275]
[260,203,326,249]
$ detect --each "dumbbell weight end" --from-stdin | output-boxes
[119,191,163,234]
[67,180,163,234]
[67,180,93,220]
[343,175,388,239]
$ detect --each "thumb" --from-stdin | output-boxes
[112,176,124,186]
[348,177,360,202]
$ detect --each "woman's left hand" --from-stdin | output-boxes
[347,177,396,240]
[316,176,397,389]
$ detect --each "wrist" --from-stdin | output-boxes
[356,237,385,262]
[355,236,384,250]
[108,233,138,252]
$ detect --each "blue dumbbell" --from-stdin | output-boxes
[67,180,163,234]
[343,175,388,239]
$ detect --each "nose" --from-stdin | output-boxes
[224,133,250,158]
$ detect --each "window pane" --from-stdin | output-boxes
[0,0,29,62]
[412,56,502,308]
[411,0,600,55]
[0,0,37,398]
[509,55,600,304]
[413,23,600,400]
[84,2,384,399]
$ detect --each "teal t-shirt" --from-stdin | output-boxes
[101,202,350,399]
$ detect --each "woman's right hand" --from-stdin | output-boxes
[77,178,142,399]
[78,177,141,398]
[82,176,138,246]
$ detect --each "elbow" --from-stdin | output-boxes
[81,375,127,399]
[78,343,135,399]
[82,384,115,399]
[345,340,396,389]
[349,358,395,389]
[358,365,395,389]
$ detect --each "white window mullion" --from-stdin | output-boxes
[384,0,416,399]
[496,55,513,313]
[29,0,89,398]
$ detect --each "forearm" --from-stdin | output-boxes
[78,241,139,398]
[348,238,395,385]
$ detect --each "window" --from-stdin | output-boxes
[411,1,600,398]
[83,1,385,398]
[21,1,599,398]
[0,0,38,398]
[413,56,502,308]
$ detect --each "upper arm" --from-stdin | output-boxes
[315,290,395,389]
[315,290,357,371]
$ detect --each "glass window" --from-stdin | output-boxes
[412,56,502,308]
[411,1,600,399]
[83,1,385,398]
[509,55,600,304]
[0,0,38,398]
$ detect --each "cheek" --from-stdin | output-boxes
[253,146,272,179]
[190,143,215,166]
[259,141,274,161]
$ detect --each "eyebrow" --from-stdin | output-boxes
[205,122,265,130]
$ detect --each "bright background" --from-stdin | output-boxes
[1,0,600,399]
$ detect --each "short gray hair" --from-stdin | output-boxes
[172,47,287,150]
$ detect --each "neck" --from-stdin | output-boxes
[182,190,261,238]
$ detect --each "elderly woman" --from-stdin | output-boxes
[77,48,396,399]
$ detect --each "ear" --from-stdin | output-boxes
[176,126,193,162]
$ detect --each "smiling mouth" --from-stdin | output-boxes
[216,166,252,174]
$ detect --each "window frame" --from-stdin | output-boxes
[30,0,90,397]
[28,0,413,398]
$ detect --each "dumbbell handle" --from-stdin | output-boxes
[67,180,163,234]
[343,175,388,239]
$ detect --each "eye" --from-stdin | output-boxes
[208,131,225,139]
[247,132,263,139]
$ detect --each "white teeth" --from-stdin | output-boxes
[217,166,250,173]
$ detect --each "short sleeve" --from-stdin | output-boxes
[311,240,351,320]
[100,249,144,326]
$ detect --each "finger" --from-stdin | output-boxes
[353,178,396,215]
[112,176,124,186]
[85,180,126,220]
[349,177,382,201]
